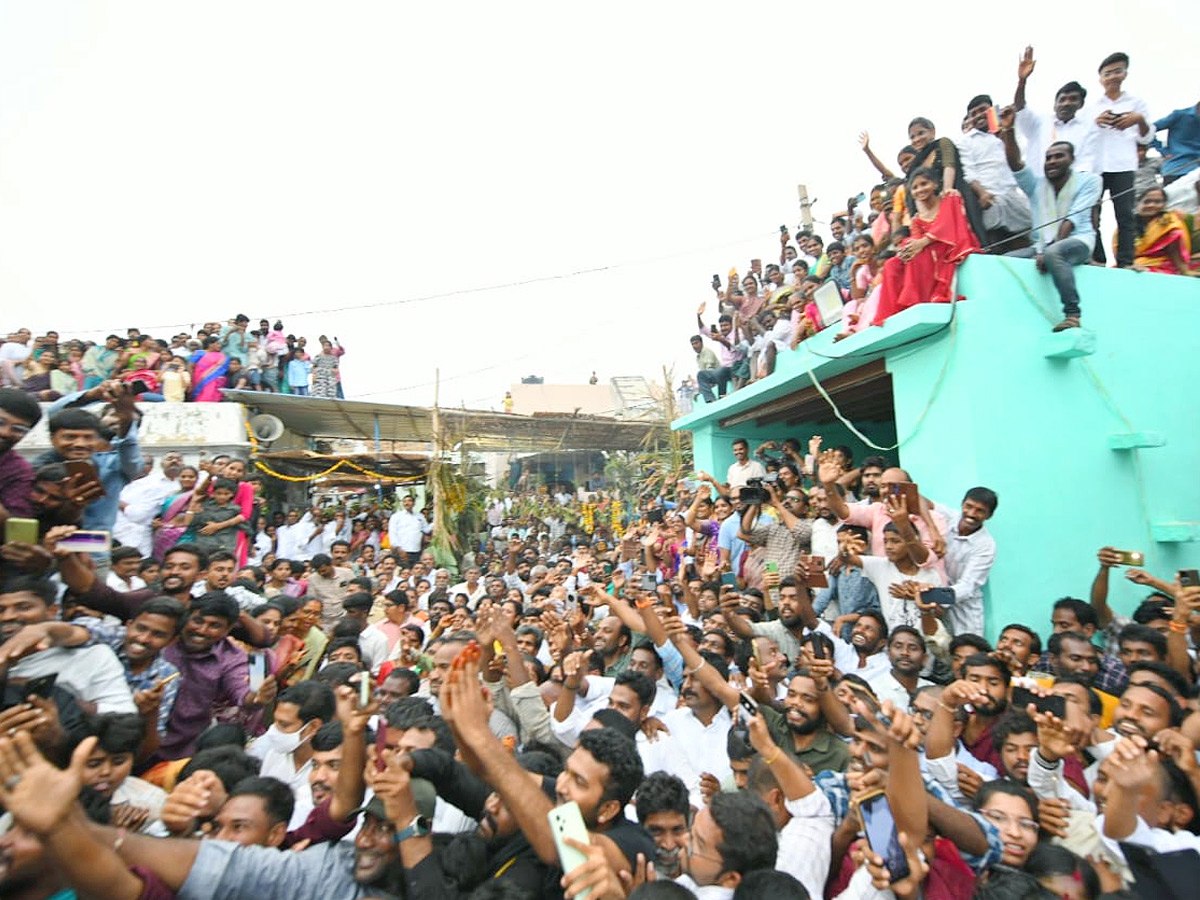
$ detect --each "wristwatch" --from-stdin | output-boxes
[393,815,432,844]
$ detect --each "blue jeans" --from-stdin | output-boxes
[292,386,309,396]
[1006,238,1091,318]
[697,366,732,402]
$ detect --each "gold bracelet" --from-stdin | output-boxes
[764,748,782,766]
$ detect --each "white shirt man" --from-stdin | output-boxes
[1091,91,1154,174]
[11,644,136,714]
[659,704,732,810]
[387,498,431,556]
[726,451,766,490]
[1017,106,1099,175]
[112,458,181,556]
[935,503,997,637]
[958,127,1032,235]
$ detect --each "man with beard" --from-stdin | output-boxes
[764,671,851,772]
[852,455,887,506]
[1112,681,1181,744]
[934,487,998,636]
[113,452,184,556]
[993,712,1038,785]
[839,611,891,681]
[937,654,1012,771]
[666,613,850,774]
[867,626,933,711]
[592,615,632,675]
[0,388,40,522]
[808,484,841,561]
[725,577,857,674]
[634,772,691,880]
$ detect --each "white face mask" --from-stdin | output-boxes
[259,723,308,755]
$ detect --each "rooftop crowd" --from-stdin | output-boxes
[687,48,1199,406]
[3,366,1200,900]
[0,316,346,404]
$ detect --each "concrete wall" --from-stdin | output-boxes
[675,255,1200,641]
[17,402,252,467]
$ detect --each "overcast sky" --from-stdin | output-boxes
[1,1,1193,411]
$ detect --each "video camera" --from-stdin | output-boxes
[740,473,779,505]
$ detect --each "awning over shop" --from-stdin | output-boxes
[221,390,662,452]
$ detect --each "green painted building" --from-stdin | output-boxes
[672,255,1200,640]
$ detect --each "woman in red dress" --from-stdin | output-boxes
[872,167,980,325]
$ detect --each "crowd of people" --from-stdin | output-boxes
[0,316,346,404]
[688,48,1198,405]
[4,372,1200,900]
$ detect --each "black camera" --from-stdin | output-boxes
[740,474,777,505]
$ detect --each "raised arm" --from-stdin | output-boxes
[330,685,371,820]
[1013,46,1035,112]
[442,655,558,865]
[661,615,739,710]
[1090,548,1121,628]
[999,106,1023,172]
[859,132,896,180]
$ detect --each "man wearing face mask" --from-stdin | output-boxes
[249,681,336,830]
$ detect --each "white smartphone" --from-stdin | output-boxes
[547,801,592,899]
[57,530,112,553]
[248,652,267,692]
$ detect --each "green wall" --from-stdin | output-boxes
[676,255,1200,641]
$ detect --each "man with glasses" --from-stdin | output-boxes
[739,480,813,592]
[0,388,41,522]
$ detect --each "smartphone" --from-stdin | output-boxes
[886,481,920,513]
[738,690,760,719]
[764,560,779,575]
[57,530,112,553]
[804,555,828,588]
[922,587,957,607]
[128,379,152,396]
[21,674,58,700]
[985,106,1000,133]
[3,517,38,545]
[809,632,831,660]
[1011,686,1066,719]
[858,792,911,883]
[640,573,657,592]
[248,652,267,692]
[359,669,372,708]
[1113,550,1145,567]
[548,801,593,899]
[1180,570,1200,588]
[711,274,721,290]
[779,225,788,234]
[64,459,106,498]
[720,572,737,587]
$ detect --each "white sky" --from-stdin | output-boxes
[1,1,1194,410]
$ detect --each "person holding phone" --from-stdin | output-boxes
[1090,52,1155,267]
[958,93,1032,252]
[35,381,141,532]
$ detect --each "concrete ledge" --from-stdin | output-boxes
[1152,522,1200,543]
[1040,329,1096,359]
[1107,431,1167,450]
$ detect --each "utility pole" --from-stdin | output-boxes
[797,183,814,233]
